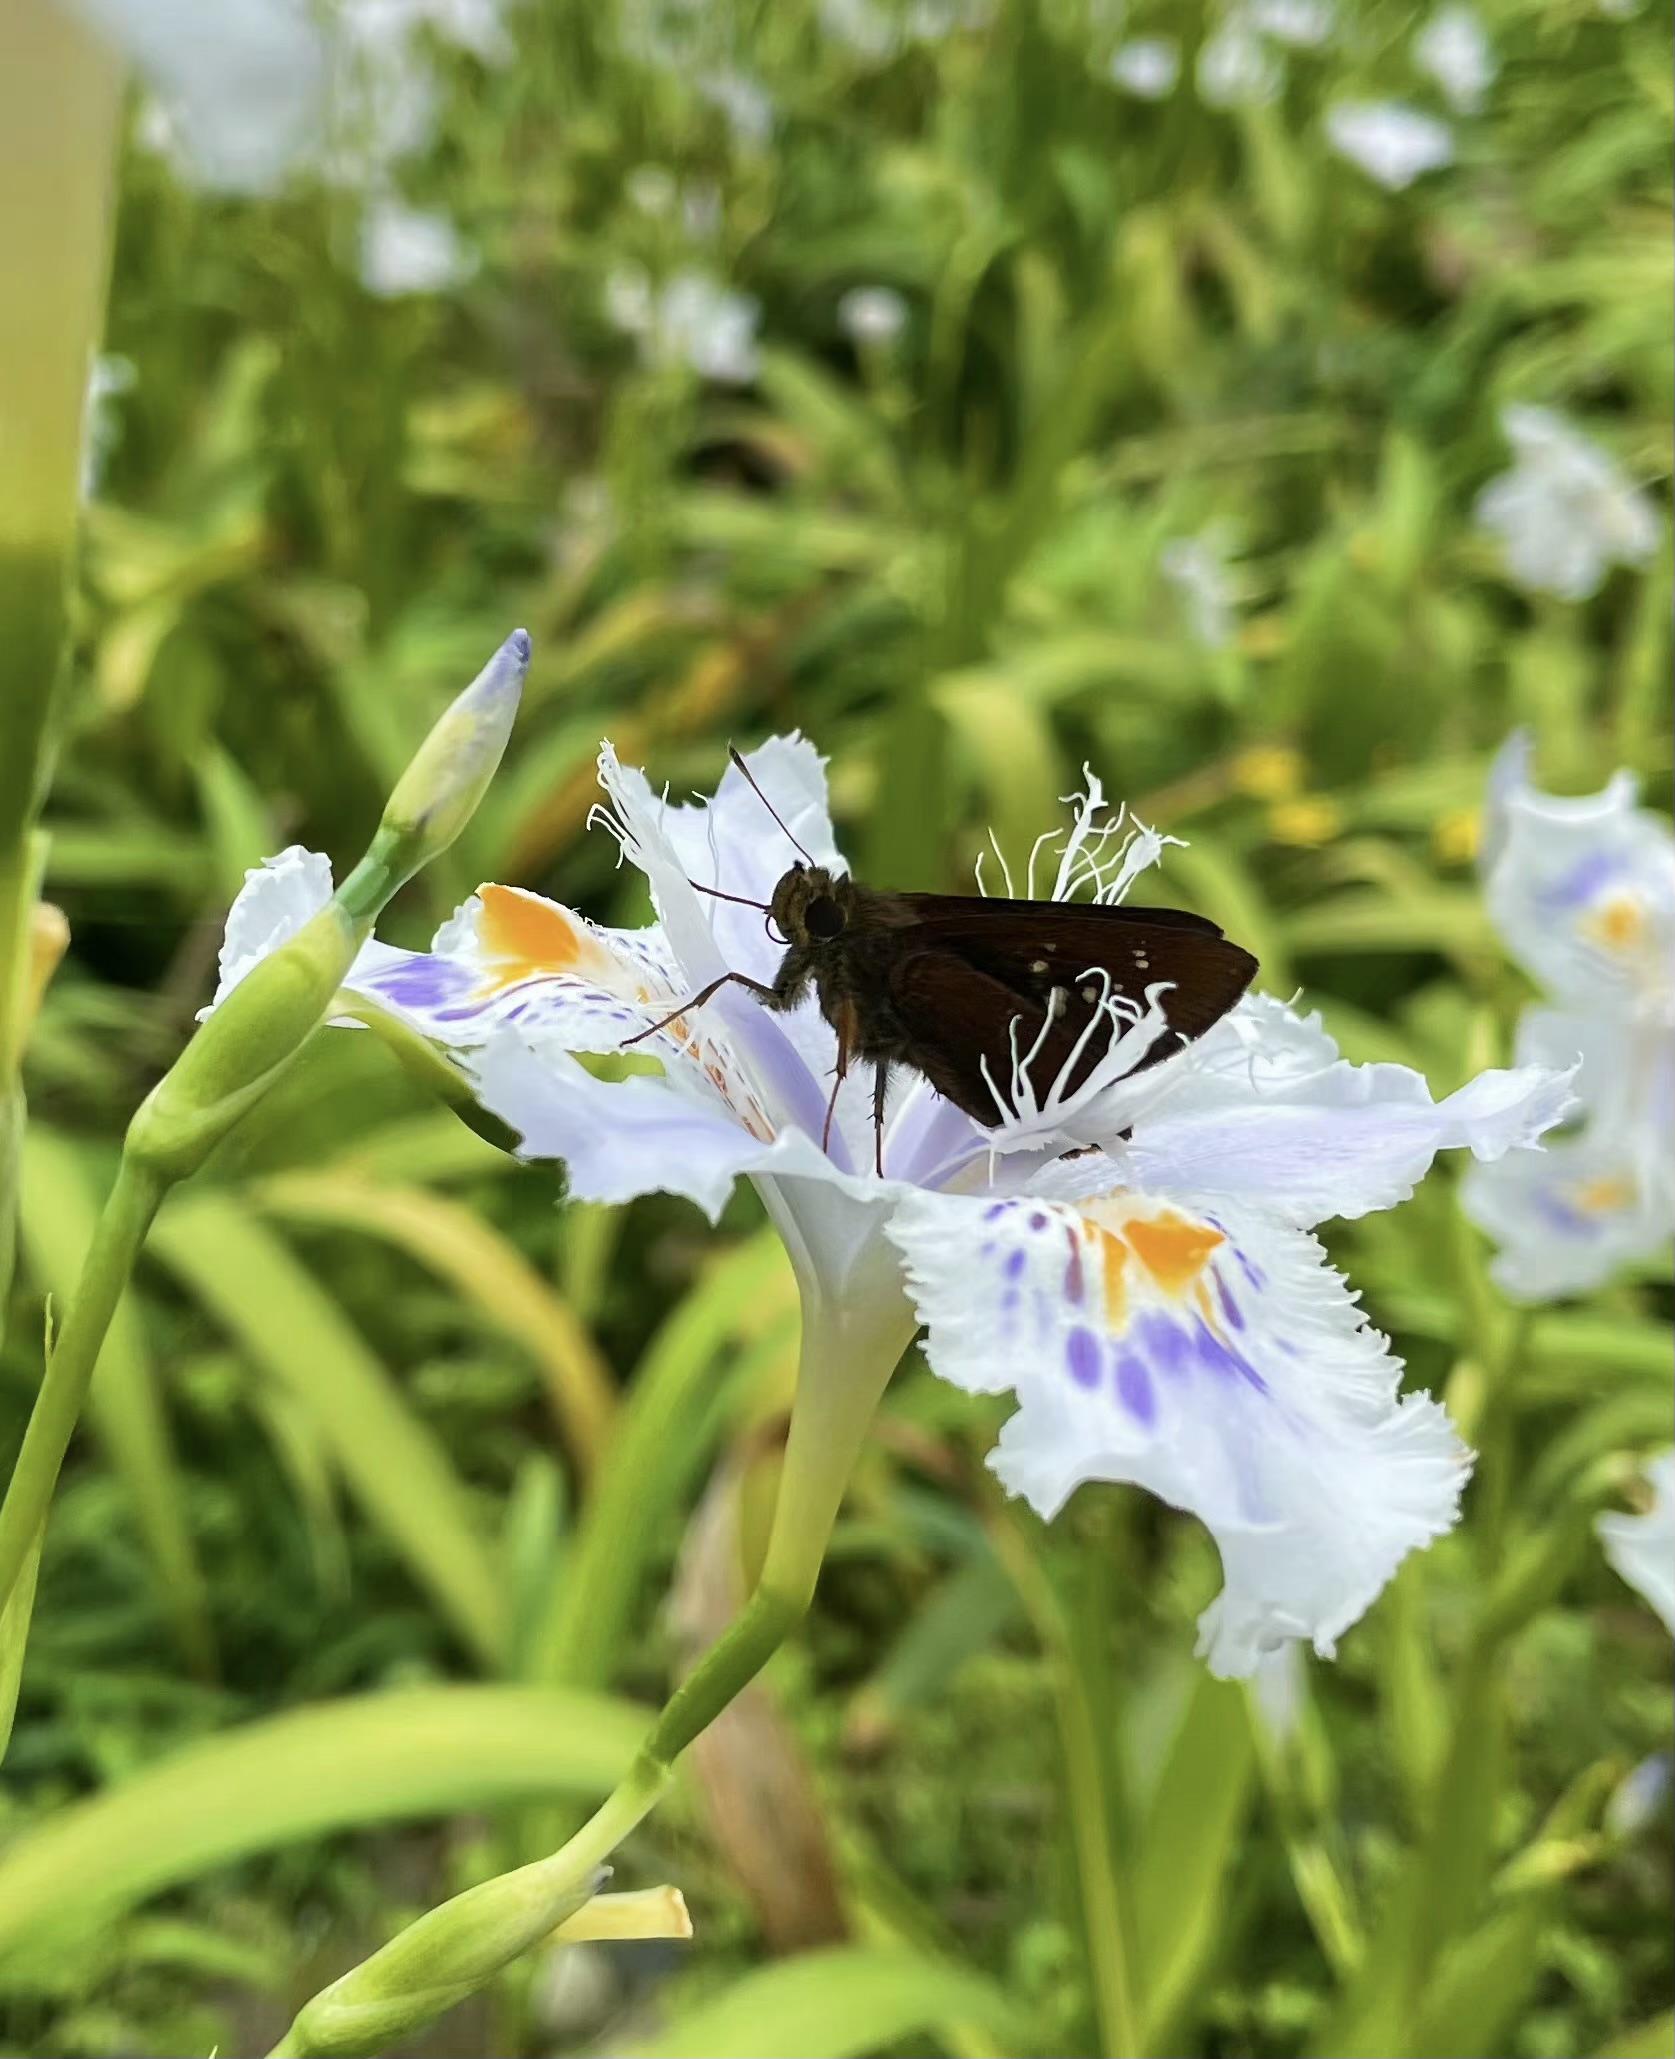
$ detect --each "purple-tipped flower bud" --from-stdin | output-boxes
[379,628,530,869]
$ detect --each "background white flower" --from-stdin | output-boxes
[70,0,328,194]
[79,352,134,500]
[606,267,762,384]
[1246,0,1334,48]
[358,198,474,297]
[1197,16,1283,107]
[1161,532,1237,650]
[1413,5,1495,114]
[1463,736,1674,1299]
[696,68,775,145]
[838,286,909,347]
[1474,406,1659,600]
[1598,1452,1675,1633]
[1324,101,1455,190]
[1109,38,1180,100]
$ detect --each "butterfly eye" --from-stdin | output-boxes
[804,895,846,941]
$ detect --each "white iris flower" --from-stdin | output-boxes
[70,0,328,194]
[208,737,1574,1676]
[1109,38,1180,100]
[1474,406,1660,602]
[1324,100,1455,190]
[1598,1451,1675,1635]
[1413,5,1495,115]
[1463,736,1675,1299]
[1160,532,1237,650]
[605,268,762,384]
[358,198,474,297]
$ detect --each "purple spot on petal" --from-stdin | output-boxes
[984,1202,1008,1222]
[1066,1328,1101,1389]
[368,958,476,1007]
[1114,1352,1155,1423]
[1000,1287,1020,1322]
[1028,1211,1048,1231]
[1534,1191,1600,1239]
[1540,848,1622,911]
[1236,1246,1266,1290]
[1064,1236,1086,1306]
[1004,1247,1027,1280]
[1135,1310,1192,1377]
[1214,1271,1245,1331]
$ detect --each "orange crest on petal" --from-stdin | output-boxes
[1123,1211,1225,1297]
[478,885,601,985]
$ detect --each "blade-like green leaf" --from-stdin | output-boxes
[531,1229,793,1687]
[620,1946,1031,2059]
[148,1193,506,1663]
[0,1683,646,1966]
[1135,1667,1257,2048]
[256,1171,617,1484]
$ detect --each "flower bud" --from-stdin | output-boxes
[126,901,364,1181]
[371,628,530,892]
[273,1859,606,2057]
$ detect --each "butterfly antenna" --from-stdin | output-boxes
[690,880,772,912]
[728,744,815,863]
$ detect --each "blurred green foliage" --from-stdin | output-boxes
[1,0,1670,2052]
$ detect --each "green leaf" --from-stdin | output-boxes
[255,1171,617,1487]
[147,1193,506,1663]
[529,1229,793,1687]
[0,1684,646,1968]
[1596,2013,1675,2059]
[1135,1669,1257,2048]
[1283,892,1496,958]
[619,1946,1031,2059]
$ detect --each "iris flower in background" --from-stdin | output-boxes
[1108,37,1181,101]
[210,736,1573,1678]
[1160,531,1237,650]
[1598,1451,1675,1634]
[101,0,502,309]
[1474,407,1659,600]
[71,0,327,193]
[605,268,763,384]
[358,197,474,297]
[1196,14,1284,107]
[1463,737,1675,1299]
[837,286,909,349]
[1413,5,1495,114]
[1324,100,1455,190]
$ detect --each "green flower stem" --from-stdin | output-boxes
[0,1158,162,1607]
[272,1278,911,2057]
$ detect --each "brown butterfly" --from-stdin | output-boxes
[628,751,1258,1173]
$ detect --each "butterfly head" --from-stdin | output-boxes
[770,862,851,947]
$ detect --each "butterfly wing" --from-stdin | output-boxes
[885,897,1257,1126]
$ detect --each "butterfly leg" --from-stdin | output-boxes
[621,969,777,1048]
[872,1062,888,1178]
[822,1002,856,1153]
